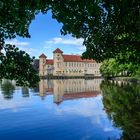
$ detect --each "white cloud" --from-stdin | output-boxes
[104,127,114,132]
[44,37,86,55]
[5,39,30,46]
[54,96,104,117]
[44,45,52,49]
[19,46,38,56]
[78,46,86,51]
[45,37,84,46]
[4,39,39,57]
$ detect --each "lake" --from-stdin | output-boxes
[0,78,139,140]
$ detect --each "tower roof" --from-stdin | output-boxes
[53,48,63,53]
[39,53,47,58]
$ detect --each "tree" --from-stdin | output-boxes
[100,52,140,78]
[0,1,140,85]
[100,58,120,78]
[50,0,140,62]
[0,44,40,86]
[0,0,50,86]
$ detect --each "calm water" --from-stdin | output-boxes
[1,79,139,140]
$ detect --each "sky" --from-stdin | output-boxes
[5,11,86,59]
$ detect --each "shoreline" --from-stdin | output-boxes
[40,75,103,79]
[111,76,140,83]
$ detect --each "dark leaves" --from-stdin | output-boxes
[0,44,40,87]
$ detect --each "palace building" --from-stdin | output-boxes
[39,48,101,76]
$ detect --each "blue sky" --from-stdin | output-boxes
[6,11,85,59]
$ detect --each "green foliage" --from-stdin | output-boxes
[0,0,48,86]
[100,51,140,78]
[100,59,120,78]
[101,81,140,140]
[0,0,51,39]
[49,0,140,62]
[0,1,140,86]
[2,0,139,62]
[0,44,40,87]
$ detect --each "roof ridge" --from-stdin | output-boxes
[53,48,63,53]
[62,54,96,62]
[39,53,47,58]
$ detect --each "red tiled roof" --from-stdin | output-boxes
[62,54,96,62]
[63,91,100,100]
[39,53,47,58]
[46,59,53,65]
[53,48,63,53]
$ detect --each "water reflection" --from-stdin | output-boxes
[0,79,15,99]
[0,79,103,103]
[101,80,140,140]
[2,78,140,139]
[21,87,29,97]
[39,79,102,104]
[0,79,123,140]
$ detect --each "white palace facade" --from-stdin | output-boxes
[39,48,101,77]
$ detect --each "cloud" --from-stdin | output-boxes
[104,127,114,132]
[54,96,104,117]
[19,46,38,56]
[44,45,52,49]
[78,46,86,51]
[45,37,84,46]
[75,46,86,55]
[5,39,30,46]
[44,37,86,55]
[4,39,39,56]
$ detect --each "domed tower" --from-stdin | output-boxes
[39,53,47,76]
[53,48,64,76]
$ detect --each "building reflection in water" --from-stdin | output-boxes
[39,79,102,104]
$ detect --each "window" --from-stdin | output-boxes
[57,63,61,67]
